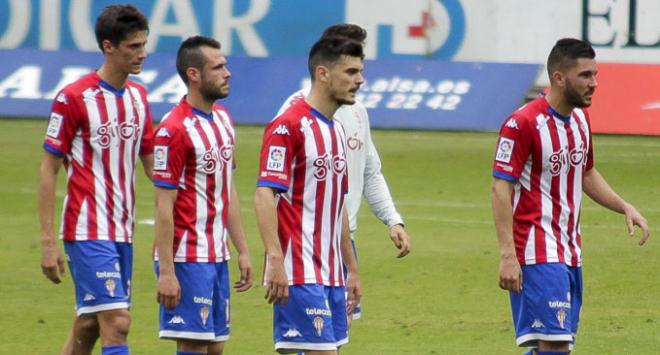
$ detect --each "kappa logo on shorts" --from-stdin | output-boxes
[83,293,96,301]
[313,316,324,336]
[168,315,186,325]
[282,328,302,338]
[531,319,544,329]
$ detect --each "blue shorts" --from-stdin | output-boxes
[155,262,230,342]
[274,285,348,353]
[510,263,583,348]
[64,240,132,316]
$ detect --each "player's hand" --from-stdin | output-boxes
[498,255,522,293]
[389,224,411,258]
[345,271,362,316]
[234,252,253,292]
[157,273,181,309]
[41,238,66,284]
[623,204,650,246]
[265,255,289,305]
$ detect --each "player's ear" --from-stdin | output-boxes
[551,70,565,88]
[101,39,114,54]
[316,65,330,83]
[186,67,200,84]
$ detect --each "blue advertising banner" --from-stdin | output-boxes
[0,48,540,131]
[0,0,465,60]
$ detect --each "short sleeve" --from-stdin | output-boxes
[152,123,188,189]
[492,115,533,182]
[256,118,297,192]
[43,90,79,156]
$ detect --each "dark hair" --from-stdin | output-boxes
[95,4,149,52]
[176,36,222,85]
[321,24,367,43]
[308,36,365,80]
[547,38,596,78]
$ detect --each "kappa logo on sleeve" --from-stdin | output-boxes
[495,137,515,163]
[266,146,286,172]
[154,145,168,171]
[155,127,171,138]
[272,124,290,135]
[46,113,64,138]
[505,118,519,129]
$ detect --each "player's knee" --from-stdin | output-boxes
[537,340,570,352]
[101,310,131,340]
[206,341,224,355]
[75,315,100,342]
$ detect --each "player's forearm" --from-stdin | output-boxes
[363,179,403,227]
[227,184,249,255]
[38,153,62,242]
[491,179,516,259]
[154,189,177,275]
[583,168,630,214]
[254,187,284,258]
[340,209,359,274]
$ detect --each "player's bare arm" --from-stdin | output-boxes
[341,209,361,315]
[140,153,154,181]
[254,186,289,305]
[583,167,650,245]
[227,182,253,292]
[38,151,66,284]
[491,177,522,292]
[154,187,181,309]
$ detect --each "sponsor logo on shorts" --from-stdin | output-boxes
[305,308,331,316]
[105,279,116,297]
[194,296,213,306]
[548,300,571,309]
[282,328,302,338]
[96,271,121,279]
[168,315,186,325]
[313,316,324,336]
[200,306,210,326]
[556,309,567,329]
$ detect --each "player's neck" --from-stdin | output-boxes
[545,91,574,117]
[96,64,129,90]
[185,91,213,114]
[306,88,339,120]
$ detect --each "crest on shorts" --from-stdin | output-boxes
[313,316,324,336]
[105,279,116,297]
[556,309,567,329]
[200,306,210,326]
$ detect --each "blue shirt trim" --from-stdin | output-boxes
[257,179,288,192]
[493,170,517,182]
[153,180,178,189]
[310,108,334,127]
[193,107,213,121]
[98,80,126,96]
[43,143,64,157]
[547,106,572,122]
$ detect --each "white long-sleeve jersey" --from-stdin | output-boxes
[277,90,404,236]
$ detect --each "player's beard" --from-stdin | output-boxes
[564,78,593,108]
[200,74,229,102]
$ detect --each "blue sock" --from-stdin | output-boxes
[176,352,205,355]
[522,351,534,355]
[536,352,568,355]
[102,345,129,355]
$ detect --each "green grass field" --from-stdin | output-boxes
[0,119,658,354]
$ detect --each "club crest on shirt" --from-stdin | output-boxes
[347,132,364,150]
[267,146,286,172]
[154,146,168,171]
[105,279,116,297]
[548,143,587,176]
[46,113,64,138]
[313,153,347,180]
[200,145,233,174]
[495,137,515,163]
[313,316,324,336]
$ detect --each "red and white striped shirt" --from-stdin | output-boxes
[153,98,235,263]
[492,97,594,267]
[258,100,349,286]
[43,72,154,243]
